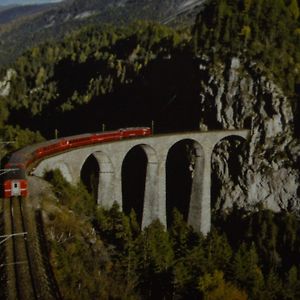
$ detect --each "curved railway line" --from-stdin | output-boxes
[1,197,60,300]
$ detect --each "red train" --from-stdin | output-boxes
[3,164,28,198]
[2,127,151,198]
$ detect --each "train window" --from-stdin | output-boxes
[14,183,18,188]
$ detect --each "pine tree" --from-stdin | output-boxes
[288,0,300,20]
[283,266,300,300]
[135,220,174,299]
[230,243,264,298]
[169,208,197,258]
[198,270,248,300]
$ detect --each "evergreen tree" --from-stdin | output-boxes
[134,220,174,299]
[230,243,264,298]
[198,270,248,300]
[283,266,300,300]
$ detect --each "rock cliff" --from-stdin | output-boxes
[198,56,299,213]
[0,69,15,97]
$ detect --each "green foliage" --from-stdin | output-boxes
[220,208,300,299]
[283,266,300,300]
[44,169,95,217]
[44,199,136,300]
[49,219,103,299]
[0,0,194,68]
[43,177,300,300]
[230,243,264,298]
[1,1,298,137]
[3,21,188,123]
[193,0,300,96]
[0,125,44,164]
[0,1,298,140]
[198,270,248,300]
[0,21,198,138]
[169,208,199,258]
[94,203,140,298]
[0,125,43,147]
[204,229,232,272]
[288,0,300,20]
[95,202,132,254]
[134,220,174,299]
[0,98,9,126]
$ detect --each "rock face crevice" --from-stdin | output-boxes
[197,56,299,213]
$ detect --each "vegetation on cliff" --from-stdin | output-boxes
[0,0,299,140]
[0,21,193,138]
[193,0,300,102]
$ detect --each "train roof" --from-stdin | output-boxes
[6,128,149,165]
[7,133,94,164]
[3,167,25,180]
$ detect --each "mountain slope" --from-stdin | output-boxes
[0,0,206,67]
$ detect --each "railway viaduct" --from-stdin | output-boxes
[32,130,250,235]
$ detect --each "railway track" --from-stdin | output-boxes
[3,197,37,300]
[2,197,60,300]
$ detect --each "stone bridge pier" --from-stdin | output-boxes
[33,130,249,235]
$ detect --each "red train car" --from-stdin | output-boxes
[119,127,151,138]
[35,140,70,159]
[4,179,28,197]
[3,164,28,197]
[33,128,151,160]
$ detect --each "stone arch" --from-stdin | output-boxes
[166,139,205,228]
[80,151,115,206]
[121,144,159,227]
[211,134,248,212]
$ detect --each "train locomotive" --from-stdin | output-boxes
[2,127,151,198]
[3,165,28,198]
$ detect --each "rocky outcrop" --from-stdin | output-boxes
[0,68,16,97]
[198,56,300,213]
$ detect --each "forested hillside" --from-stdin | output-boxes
[193,0,300,101]
[0,0,300,298]
[1,0,299,133]
[0,0,204,67]
[1,22,193,138]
